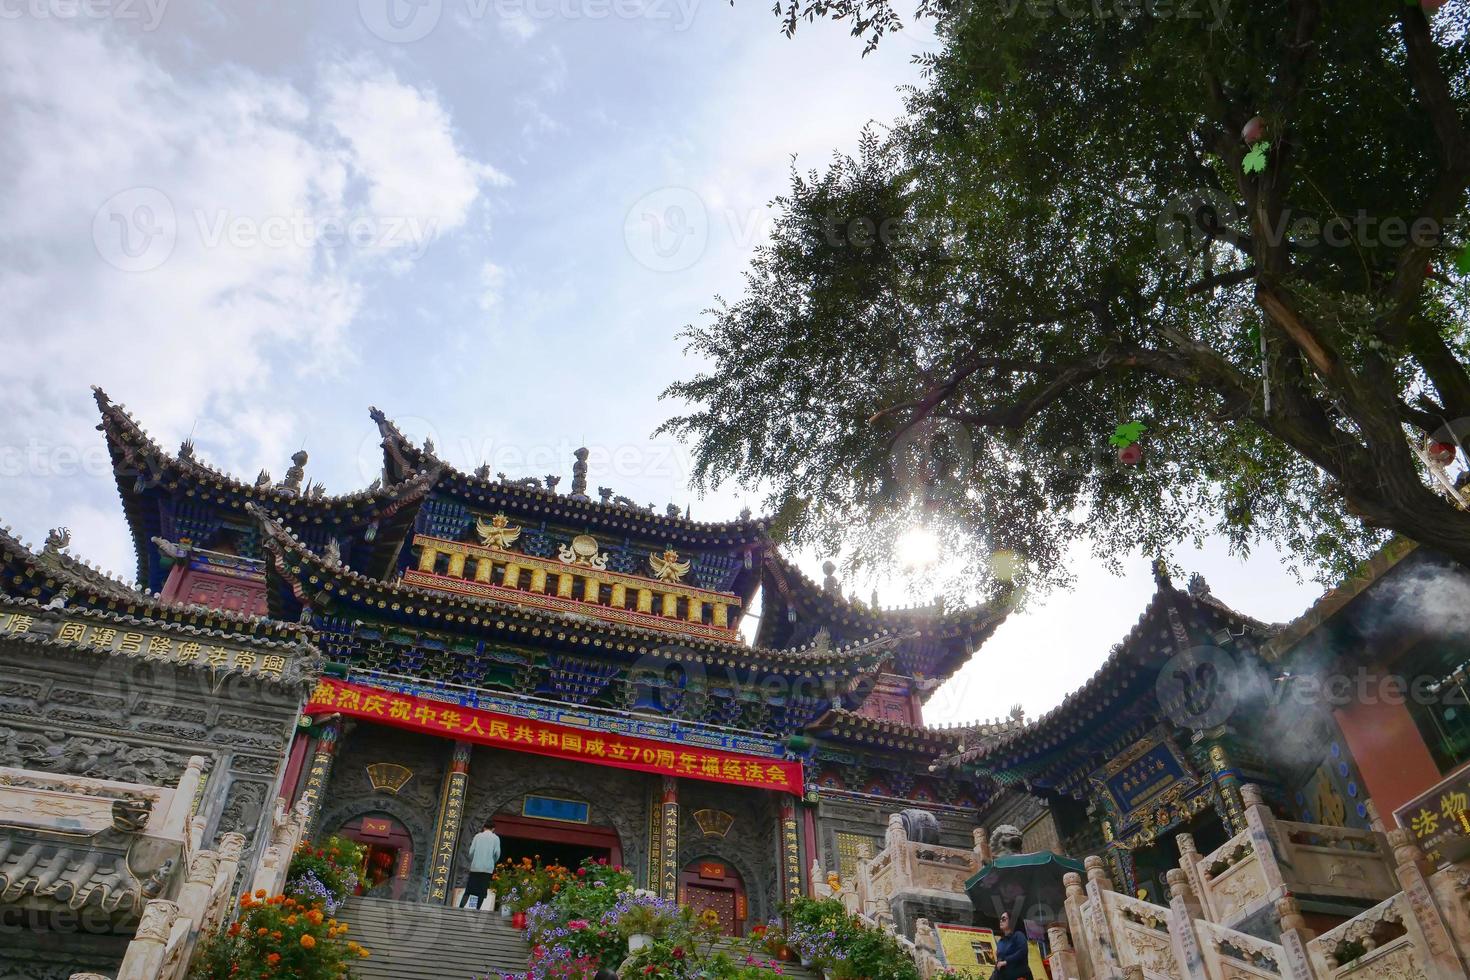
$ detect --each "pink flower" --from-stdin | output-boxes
[567,919,589,931]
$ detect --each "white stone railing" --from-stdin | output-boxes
[845,811,983,923]
[246,795,310,899]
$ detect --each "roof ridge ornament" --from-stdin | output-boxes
[277,450,308,496]
[649,547,691,583]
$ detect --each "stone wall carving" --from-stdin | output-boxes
[218,778,269,848]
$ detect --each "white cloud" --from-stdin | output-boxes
[0,21,502,576]
[479,261,508,312]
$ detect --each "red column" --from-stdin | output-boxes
[280,727,312,808]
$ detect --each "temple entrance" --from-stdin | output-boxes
[336,813,414,901]
[492,812,623,871]
[1128,809,1229,904]
[678,859,747,937]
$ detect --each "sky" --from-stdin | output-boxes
[0,1,1324,727]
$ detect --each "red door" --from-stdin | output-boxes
[337,813,414,900]
[678,860,747,936]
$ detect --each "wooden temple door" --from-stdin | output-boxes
[678,859,746,937]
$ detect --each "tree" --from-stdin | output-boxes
[658,0,1470,597]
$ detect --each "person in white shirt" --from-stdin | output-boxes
[460,819,501,909]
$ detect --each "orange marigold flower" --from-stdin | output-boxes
[256,928,268,937]
[306,910,324,925]
[255,889,267,899]
[300,934,317,949]
[266,953,281,965]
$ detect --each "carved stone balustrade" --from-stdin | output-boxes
[845,811,984,939]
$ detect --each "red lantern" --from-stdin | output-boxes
[1428,441,1457,465]
[1422,0,1445,12]
[1118,444,1143,466]
[1241,116,1266,144]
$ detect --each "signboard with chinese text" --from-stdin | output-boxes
[1097,738,1193,820]
[1394,763,1470,867]
[307,678,803,795]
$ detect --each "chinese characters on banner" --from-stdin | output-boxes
[307,678,804,795]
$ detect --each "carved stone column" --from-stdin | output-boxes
[1046,924,1080,980]
[427,740,472,904]
[658,776,679,902]
[1388,827,1470,977]
[1239,783,1289,905]
[1061,871,1095,980]
[1164,869,1208,980]
[160,756,209,841]
[1275,895,1317,980]
[1082,856,1121,978]
[177,850,221,932]
[116,899,180,980]
[1174,832,1206,914]
[204,832,248,934]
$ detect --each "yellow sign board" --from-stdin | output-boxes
[935,924,1049,978]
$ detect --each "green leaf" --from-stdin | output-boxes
[1455,242,1470,276]
[1109,421,1147,448]
[1242,142,1271,175]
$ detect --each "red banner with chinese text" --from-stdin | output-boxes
[306,678,802,795]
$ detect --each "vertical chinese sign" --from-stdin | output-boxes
[428,742,472,903]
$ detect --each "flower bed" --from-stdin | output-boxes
[189,837,371,980]
[490,864,915,979]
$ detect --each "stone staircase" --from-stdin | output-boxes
[702,938,821,978]
[343,897,531,979]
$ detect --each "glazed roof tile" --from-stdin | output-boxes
[371,407,772,546]
[0,833,140,913]
[252,504,904,675]
[0,521,313,645]
[94,388,438,582]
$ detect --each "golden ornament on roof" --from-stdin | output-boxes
[558,534,609,570]
[475,513,522,550]
[649,547,691,583]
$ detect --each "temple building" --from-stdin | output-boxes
[85,388,1010,932]
[7,388,1470,980]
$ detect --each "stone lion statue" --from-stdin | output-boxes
[991,824,1025,857]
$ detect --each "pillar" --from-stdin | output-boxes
[661,593,678,618]
[115,899,179,980]
[1387,827,1469,976]
[557,573,574,599]
[161,755,208,841]
[299,719,341,837]
[658,777,679,901]
[429,741,473,904]
[1047,924,1081,980]
[447,550,467,578]
[1201,731,1247,834]
[475,558,493,584]
[712,603,729,629]
[637,589,653,614]
[583,573,601,604]
[281,729,312,809]
[780,794,803,905]
[530,567,547,593]
[1163,869,1208,980]
[686,597,703,624]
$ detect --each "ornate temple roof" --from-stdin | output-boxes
[755,549,1010,691]
[94,389,437,589]
[930,563,1276,799]
[1261,536,1419,663]
[371,407,772,550]
[804,710,1028,758]
[0,520,311,644]
[252,505,906,678]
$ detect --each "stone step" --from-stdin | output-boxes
[343,897,530,979]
